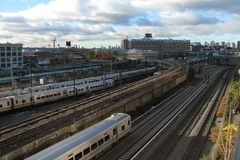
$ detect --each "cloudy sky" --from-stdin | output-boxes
[1,0,240,48]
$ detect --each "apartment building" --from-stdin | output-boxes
[0,43,23,69]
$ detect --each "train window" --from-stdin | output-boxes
[122,125,125,131]
[63,91,66,94]
[113,128,116,135]
[83,147,90,155]
[46,95,49,98]
[58,93,61,95]
[91,143,97,150]
[41,96,45,99]
[50,95,53,97]
[37,97,40,100]
[22,100,25,103]
[128,120,130,125]
[7,102,10,105]
[15,100,18,104]
[75,152,82,160]
[54,94,57,96]
[0,105,2,108]
[105,135,110,142]
[98,139,104,146]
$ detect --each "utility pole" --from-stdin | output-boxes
[9,57,14,91]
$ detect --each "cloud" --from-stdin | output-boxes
[159,11,221,25]
[0,0,240,47]
[131,0,240,14]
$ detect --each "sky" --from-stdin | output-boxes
[0,0,240,48]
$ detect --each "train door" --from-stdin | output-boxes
[10,98,14,110]
[113,126,118,142]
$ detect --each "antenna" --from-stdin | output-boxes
[51,38,56,48]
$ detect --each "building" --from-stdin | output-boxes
[237,41,240,49]
[231,42,236,48]
[122,33,190,58]
[127,49,158,58]
[0,43,23,69]
[121,36,129,50]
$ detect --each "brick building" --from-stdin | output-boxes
[121,33,190,58]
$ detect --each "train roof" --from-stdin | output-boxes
[26,113,130,160]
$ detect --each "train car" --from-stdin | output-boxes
[31,87,71,106]
[11,93,33,109]
[0,97,13,112]
[121,69,142,78]
[0,80,115,112]
[94,73,119,82]
[27,85,51,93]
[146,67,157,73]
[0,67,156,99]
[11,87,69,109]
[88,79,114,92]
[26,113,131,160]
[0,89,26,98]
[0,90,13,98]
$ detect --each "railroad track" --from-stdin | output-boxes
[145,68,231,160]
[99,66,232,160]
[0,60,185,157]
[99,78,205,159]
[0,60,183,138]
[182,68,231,160]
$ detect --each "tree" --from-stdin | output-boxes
[220,124,238,160]
[96,50,103,59]
[84,50,95,59]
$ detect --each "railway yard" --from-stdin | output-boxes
[0,59,235,160]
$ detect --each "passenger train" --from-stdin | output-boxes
[0,80,114,113]
[26,113,131,160]
[0,67,156,98]
[0,67,156,113]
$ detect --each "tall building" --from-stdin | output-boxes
[231,42,236,48]
[0,43,23,69]
[221,41,225,47]
[121,36,129,50]
[210,41,215,46]
[237,41,240,49]
[125,33,190,57]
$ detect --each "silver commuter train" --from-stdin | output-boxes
[26,113,131,160]
[0,67,156,98]
[0,77,99,98]
[0,79,114,112]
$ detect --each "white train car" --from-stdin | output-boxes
[26,113,131,160]
[28,85,51,93]
[31,87,72,106]
[0,89,26,98]
[94,73,120,82]
[11,87,70,109]
[0,90,13,98]
[0,97,13,112]
[88,79,114,92]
